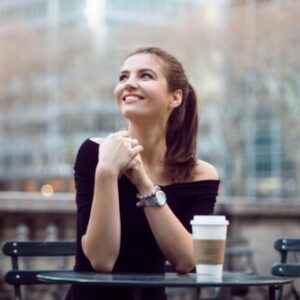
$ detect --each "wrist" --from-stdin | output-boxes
[95,165,119,180]
[135,180,155,196]
[136,185,167,208]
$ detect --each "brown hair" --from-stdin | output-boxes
[128,47,198,183]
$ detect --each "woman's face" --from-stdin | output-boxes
[114,53,179,121]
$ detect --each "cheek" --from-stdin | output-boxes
[113,85,122,102]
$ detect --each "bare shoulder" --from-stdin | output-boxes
[89,137,104,145]
[193,160,219,181]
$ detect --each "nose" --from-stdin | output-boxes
[124,76,138,90]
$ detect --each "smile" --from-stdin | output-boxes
[123,95,144,103]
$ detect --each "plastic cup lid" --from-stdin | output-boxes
[190,215,229,225]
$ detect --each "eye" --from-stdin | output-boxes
[119,74,128,82]
[141,73,153,80]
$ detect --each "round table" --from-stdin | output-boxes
[37,270,292,300]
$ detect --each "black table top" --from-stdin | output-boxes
[37,271,292,288]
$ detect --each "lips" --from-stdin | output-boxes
[123,94,144,103]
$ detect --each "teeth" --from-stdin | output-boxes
[124,95,142,101]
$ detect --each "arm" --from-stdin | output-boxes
[126,159,219,273]
[81,132,143,272]
[81,167,121,272]
[144,204,195,273]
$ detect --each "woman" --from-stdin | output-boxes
[66,47,220,300]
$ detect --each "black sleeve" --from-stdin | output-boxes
[182,181,220,233]
[73,139,98,271]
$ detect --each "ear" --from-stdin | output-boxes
[169,89,183,108]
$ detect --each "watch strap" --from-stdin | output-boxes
[136,185,166,207]
[136,185,160,200]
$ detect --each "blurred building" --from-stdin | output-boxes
[0,0,299,198]
[224,0,300,198]
[0,0,115,192]
[0,0,212,193]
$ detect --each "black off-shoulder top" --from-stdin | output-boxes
[66,139,220,300]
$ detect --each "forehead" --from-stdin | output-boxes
[121,53,165,73]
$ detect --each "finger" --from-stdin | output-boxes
[118,156,138,178]
[115,130,129,137]
[122,137,139,147]
[130,145,143,156]
[118,146,142,177]
[125,157,136,170]
[128,138,139,147]
[130,139,139,147]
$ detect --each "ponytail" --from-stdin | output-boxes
[165,83,198,182]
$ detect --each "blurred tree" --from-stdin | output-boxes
[1,1,299,198]
[223,2,300,197]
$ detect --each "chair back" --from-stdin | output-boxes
[271,238,300,300]
[274,238,300,263]
[2,240,76,300]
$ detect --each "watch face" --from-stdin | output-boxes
[156,190,166,206]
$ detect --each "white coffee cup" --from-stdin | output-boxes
[190,215,229,278]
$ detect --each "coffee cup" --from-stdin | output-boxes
[190,215,229,278]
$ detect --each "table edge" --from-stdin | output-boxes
[37,271,293,288]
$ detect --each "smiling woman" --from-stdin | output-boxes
[65,47,220,300]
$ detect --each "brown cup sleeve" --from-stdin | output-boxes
[193,239,226,265]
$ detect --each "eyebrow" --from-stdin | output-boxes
[119,68,158,76]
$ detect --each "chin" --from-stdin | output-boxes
[121,108,144,117]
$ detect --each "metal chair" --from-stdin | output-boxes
[271,238,300,300]
[2,240,76,300]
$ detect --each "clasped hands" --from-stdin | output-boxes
[97,131,151,189]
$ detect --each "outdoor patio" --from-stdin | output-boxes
[1,192,299,300]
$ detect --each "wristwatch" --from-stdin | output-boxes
[136,185,167,207]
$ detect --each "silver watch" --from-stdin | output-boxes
[136,185,167,207]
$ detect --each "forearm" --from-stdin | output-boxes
[144,205,196,273]
[132,174,195,273]
[82,168,121,272]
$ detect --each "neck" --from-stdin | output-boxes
[128,122,167,165]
